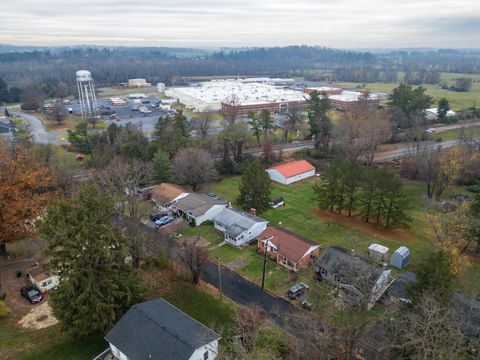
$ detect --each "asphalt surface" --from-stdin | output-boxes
[374,140,460,162]
[12,111,68,145]
[202,262,298,326]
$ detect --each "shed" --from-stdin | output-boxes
[390,246,410,269]
[368,244,389,262]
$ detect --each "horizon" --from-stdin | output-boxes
[1,0,479,48]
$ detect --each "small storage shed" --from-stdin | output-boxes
[368,244,389,262]
[390,246,410,269]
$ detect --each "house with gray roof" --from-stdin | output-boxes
[214,207,268,247]
[170,193,227,226]
[104,299,221,360]
[314,246,394,308]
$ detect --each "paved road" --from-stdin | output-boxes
[374,140,460,162]
[11,111,68,145]
[202,262,297,326]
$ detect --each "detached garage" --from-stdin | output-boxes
[267,160,316,185]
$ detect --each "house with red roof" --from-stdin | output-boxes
[257,227,321,271]
[266,160,316,185]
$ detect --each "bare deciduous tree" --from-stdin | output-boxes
[390,293,470,360]
[178,236,209,284]
[235,304,266,353]
[173,148,215,191]
[193,112,213,141]
[97,157,150,268]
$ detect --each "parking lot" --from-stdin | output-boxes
[68,95,170,134]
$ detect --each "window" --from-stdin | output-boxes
[204,351,209,360]
[47,279,52,285]
[41,281,47,287]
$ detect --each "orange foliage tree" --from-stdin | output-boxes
[0,139,54,256]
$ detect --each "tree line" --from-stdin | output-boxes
[314,160,409,228]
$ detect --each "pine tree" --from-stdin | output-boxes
[151,149,172,184]
[247,111,262,147]
[237,160,271,213]
[437,98,451,120]
[307,91,332,149]
[38,183,144,336]
[259,110,274,140]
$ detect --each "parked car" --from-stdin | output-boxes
[207,192,219,200]
[150,212,168,222]
[284,282,309,300]
[155,215,174,229]
[425,128,436,133]
[20,285,43,304]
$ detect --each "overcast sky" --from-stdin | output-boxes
[1,0,480,48]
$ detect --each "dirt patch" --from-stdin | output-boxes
[18,301,58,329]
[185,236,210,247]
[312,208,415,243]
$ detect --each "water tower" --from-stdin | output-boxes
[76,70,97,119]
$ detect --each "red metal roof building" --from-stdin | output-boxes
[266,160,316,185]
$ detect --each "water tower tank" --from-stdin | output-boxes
[76,70,97,119]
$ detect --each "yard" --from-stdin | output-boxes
[202,175,473,277]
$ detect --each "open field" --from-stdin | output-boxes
[334,72,480,111]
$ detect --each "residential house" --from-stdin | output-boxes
[214,207,268,247]
[151,183,188,209]
[388,272,416,304]
[314,246,394,308]
[25,265,60,293]
[266,160,316,185]
[425,108,456,121]
[104,299,221,360]
[257,227,321,271]
[171,193,227,226]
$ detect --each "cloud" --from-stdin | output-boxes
[1,0,479,47]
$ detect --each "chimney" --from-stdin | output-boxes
[250,208,257,216]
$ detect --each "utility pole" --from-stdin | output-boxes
[261,240,268,291]
[217,257,223,301]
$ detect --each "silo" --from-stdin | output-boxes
[76,70,97,119]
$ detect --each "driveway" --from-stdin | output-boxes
[11,111,68,145]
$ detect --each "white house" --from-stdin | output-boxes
[25,265,59,293]
[104,299,221,360]
[267,160,316,185]
[214,207,268,247]
[425,108,456,121]
[171,193,227,226]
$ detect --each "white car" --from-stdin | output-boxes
[425,128,436,134]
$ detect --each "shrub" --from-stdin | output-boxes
[153,251,169,269]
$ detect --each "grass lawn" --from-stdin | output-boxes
[205,176,473,276]
[334,72,480,111]
[433,125,480,141]
[162,282,236,330]
[0,315,107,360]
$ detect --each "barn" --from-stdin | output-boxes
[266,160,316,185]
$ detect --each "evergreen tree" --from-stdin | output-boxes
[358,166,381,223]
[247,111,262,147]
[151,149,172,184]
[259,109,274,140]
[38,184,144,336]
[307,91,332,149]
[67,121,92,155]
[437,98,451,120]
[381,172,409,228]
[237,160,271,213]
